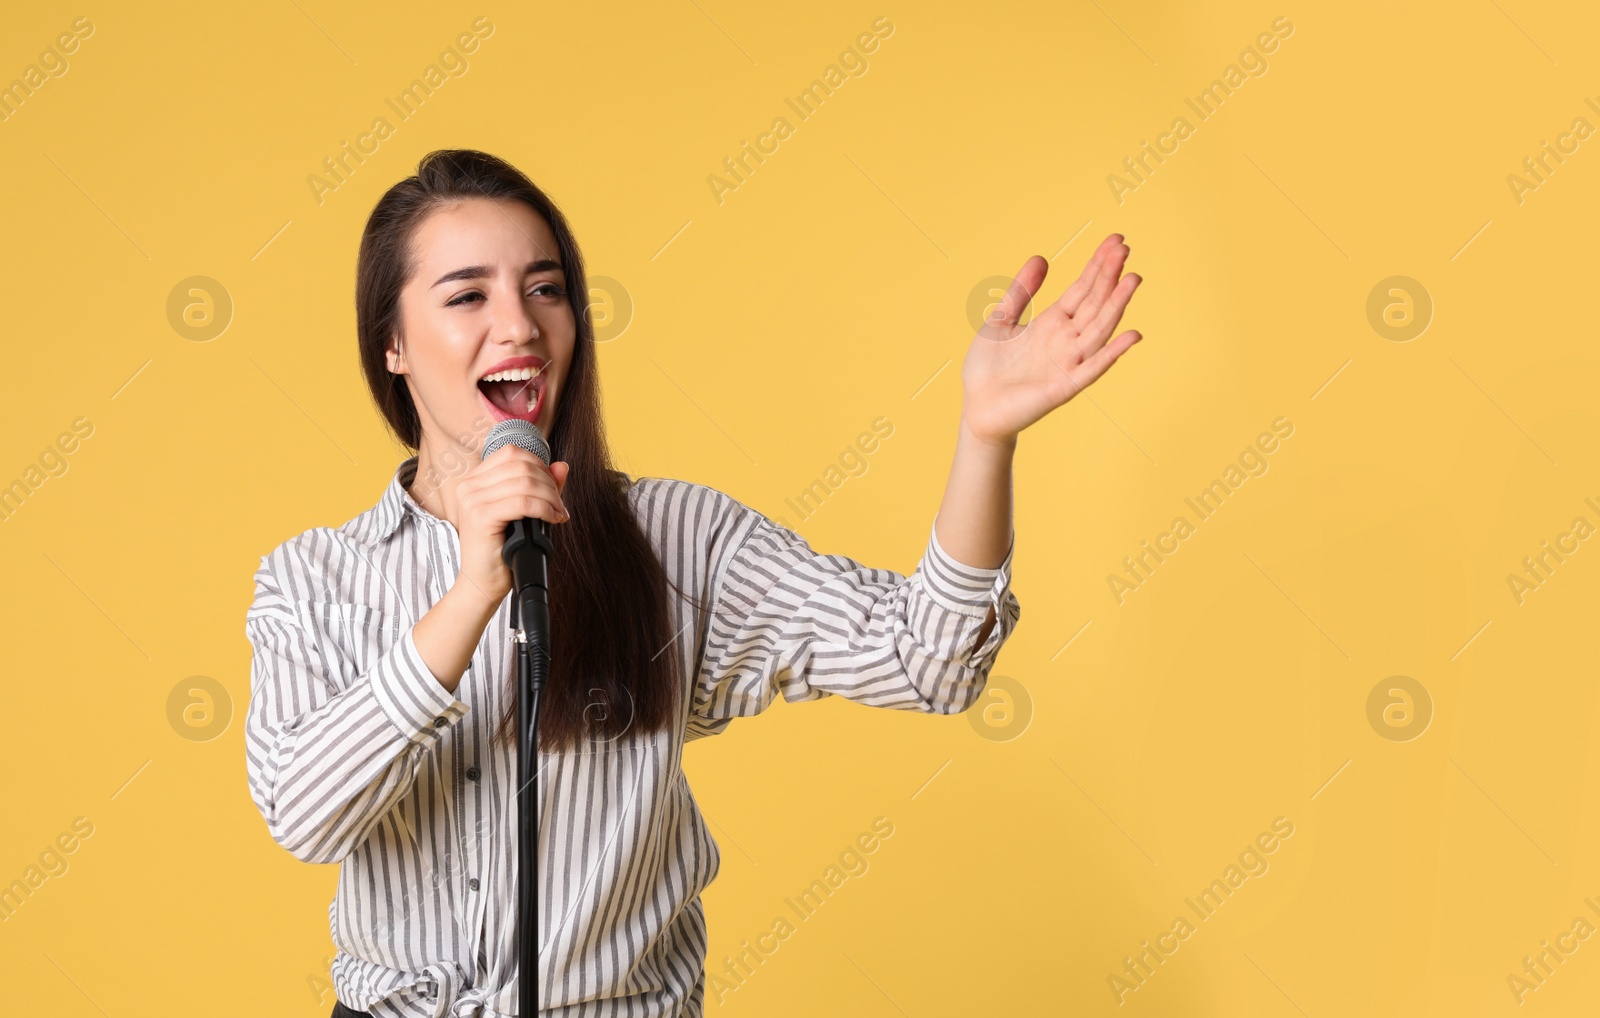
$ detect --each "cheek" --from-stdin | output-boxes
[420,332,479,385]
[549,341,576,400]
[414,350,471,400]
[405,344,482,428]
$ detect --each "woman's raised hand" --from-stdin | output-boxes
[959,233,1144,446]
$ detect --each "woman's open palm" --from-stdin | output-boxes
[960,233,1144,444]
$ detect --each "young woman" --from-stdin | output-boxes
[245,149,1142,1017]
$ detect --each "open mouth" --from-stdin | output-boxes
[476,359,547,424]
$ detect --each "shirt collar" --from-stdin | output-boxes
[365,456,432,543]
[360,455,639,544]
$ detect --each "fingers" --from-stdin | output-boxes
[1071,239,1130,326]
[464,445,568,520]
[1078,272,1142,355]
[471,475,568,518]
[476,444,560,485]
[1068,329,1143,393]
[481,491,570,526]
[489,446,568,495]
[984,255,1048,334]
[1050,234,1123,318]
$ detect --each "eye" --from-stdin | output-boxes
[445,283,565,307]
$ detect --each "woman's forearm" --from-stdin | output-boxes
[933,412,1017,571]
[412,582,500,694]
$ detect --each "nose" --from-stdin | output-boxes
[490,281,539,345]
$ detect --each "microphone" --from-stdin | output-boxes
[481,419,551,1016]
[480,419,555,626]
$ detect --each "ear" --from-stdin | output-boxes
[385,333,406,374]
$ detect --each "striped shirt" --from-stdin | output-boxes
[244,456,1021,1017]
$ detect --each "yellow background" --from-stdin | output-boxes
[2,1,1597,1014]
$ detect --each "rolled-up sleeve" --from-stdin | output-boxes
[244,551,469,864]
[687,507,1021,740]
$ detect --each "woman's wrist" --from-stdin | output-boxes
[957,411,1019,457]
[413,580,503,694]
[447,572,505,625]
[933,410,1017,571]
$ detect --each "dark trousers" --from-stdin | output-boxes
[331,1003,373,1018]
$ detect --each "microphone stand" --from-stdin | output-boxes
[505,517,553,1018]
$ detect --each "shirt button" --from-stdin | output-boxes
[468,877,480,891]
[433,716,448,728]
[466,766,481,782]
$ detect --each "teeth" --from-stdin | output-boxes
[480,365,543,383]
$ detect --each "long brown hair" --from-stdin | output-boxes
[355,148,685,753]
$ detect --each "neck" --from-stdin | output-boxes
[408,429,480,525]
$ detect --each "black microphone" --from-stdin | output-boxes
[481,418,551,1016]
[481,419,555,622]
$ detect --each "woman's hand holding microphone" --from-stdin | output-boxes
[413,445,570,694]
[453,445,570,607]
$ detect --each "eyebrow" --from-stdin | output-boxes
[431,259,563,288]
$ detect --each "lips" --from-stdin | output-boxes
[476,356,547,425]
